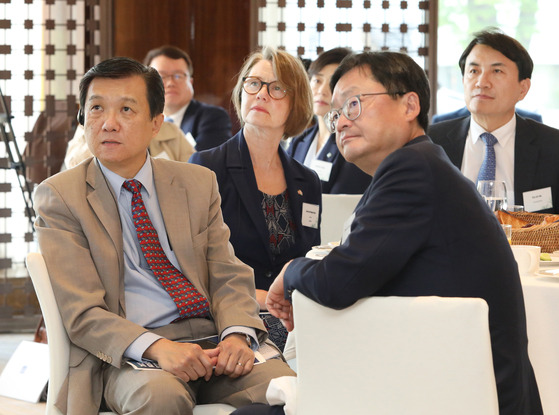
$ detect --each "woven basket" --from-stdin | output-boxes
[508,211,559,253]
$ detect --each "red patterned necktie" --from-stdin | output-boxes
[123,179,209,320]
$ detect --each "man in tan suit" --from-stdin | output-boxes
[33,57,294,415]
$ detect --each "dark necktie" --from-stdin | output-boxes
[477,132,498,182]
[122,179,209,320]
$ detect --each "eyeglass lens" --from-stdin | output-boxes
[162,73,187,82]
[325,95,361,133]
[243,78,286,99]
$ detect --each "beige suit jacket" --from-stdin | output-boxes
[34,157,266,415]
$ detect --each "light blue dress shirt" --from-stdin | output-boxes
[98,156,256,361]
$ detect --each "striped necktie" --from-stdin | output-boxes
[123,179,210,320]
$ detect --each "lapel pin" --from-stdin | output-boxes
[327,152,332,158]
[297,189,303,196]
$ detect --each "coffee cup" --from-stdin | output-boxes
[510,245,541,276]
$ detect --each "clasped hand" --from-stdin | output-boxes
[265,261,294,331]
[144,333,254,383]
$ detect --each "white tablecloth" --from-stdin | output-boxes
[521,274,559,415]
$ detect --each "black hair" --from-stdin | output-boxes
[458,28,533,80]
[330,51,430,130]
[78,57,164,123]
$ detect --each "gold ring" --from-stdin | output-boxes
[237,362,243,366]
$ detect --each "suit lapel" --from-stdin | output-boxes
[442,117,470,167]
[227,133,272,251]
[294,124,317,160]
[152,160,197,275]
[318,134,338,163]
[85,161,125,312]
[282,148,316,250]
[180,99,199,135]
[513,115,539,202]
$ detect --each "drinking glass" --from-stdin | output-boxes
[476,180,508,212]
[501,224,512,244]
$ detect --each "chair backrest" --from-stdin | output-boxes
[320,194,362,244]
[292,291,499,415]
[26,252,71,415]
[26,252,234,415]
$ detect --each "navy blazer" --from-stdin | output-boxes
[432,106,542,123]
[180,99,232,151]
[284,136,542,415]
[428,115,559,213]
[287,122,371,194]
[190,130,322,290]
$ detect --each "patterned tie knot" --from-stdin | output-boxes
[480,132,498,147]
[123,179,142,194]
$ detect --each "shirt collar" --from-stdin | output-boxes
[166,102,190,125]
[470,114,516,146]
[97,154,155,198]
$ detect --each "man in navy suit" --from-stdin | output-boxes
[144,45,232,151]
[258,51,543,415]
[429,29,559,213]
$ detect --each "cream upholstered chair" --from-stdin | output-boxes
[319,194,362,244]
[26,252,235,415]
[291,291,499,415]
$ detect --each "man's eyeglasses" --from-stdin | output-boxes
[324,92,406,133]
[242,77,288,100]
[160,73,189,82]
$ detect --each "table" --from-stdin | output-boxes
[521,274,559,415]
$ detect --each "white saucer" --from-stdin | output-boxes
[540,255,559,267]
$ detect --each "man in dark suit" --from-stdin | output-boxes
[428,29,559,213]
[144,45,232,151]
[261,51,543,415]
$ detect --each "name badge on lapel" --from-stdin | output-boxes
[302,202,320,229]
[523,187,553,212]
[310,159,333,182]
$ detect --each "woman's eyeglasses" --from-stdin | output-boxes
[242,77,288,100]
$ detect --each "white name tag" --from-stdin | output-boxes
[523,187,553,212]
[310,159,333,182]
[301,203,320,229]
[341,212,356,244]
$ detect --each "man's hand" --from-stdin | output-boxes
[255,289,269,310]
[266,262,294,331]
[143,338,218,382]
[213,333,255,378]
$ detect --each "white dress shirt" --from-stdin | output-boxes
[461,115,516,205]
[165,103,189,126]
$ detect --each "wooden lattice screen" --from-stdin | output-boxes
[0,0,101,328]
[256,0,431,65]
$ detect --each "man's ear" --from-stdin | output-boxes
[152,113,164,137]
[403,92,421,121]
[518,78,531,102]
